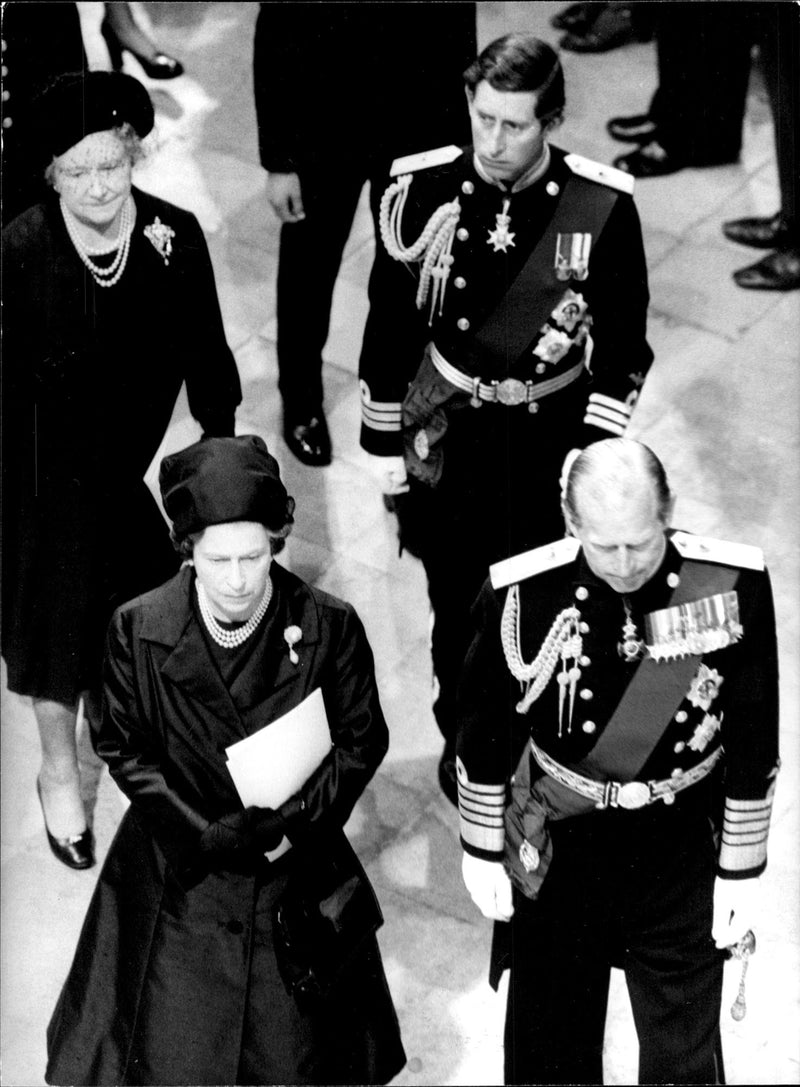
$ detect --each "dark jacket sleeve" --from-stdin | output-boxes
[284,602,390,836]
[716,567,781,878]
[455,582,523,860]
[97,607,211,873]
[170,206,241,435]
[580,191,653,444]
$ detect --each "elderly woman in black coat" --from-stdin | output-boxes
[45,435,406,1086]
[1,71,241,869]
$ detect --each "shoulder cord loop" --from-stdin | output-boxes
[379,173,461,323]
[501,586,583,717]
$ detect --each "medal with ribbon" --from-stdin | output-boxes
[644,590,743,662]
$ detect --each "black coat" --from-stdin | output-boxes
[253,2,476,175]
[46,563,406,1086]
[1,189,241,703]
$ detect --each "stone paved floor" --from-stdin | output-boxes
[2,3,799,1084]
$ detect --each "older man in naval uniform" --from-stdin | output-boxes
[359,33,653,803]
[457,438,780,1084]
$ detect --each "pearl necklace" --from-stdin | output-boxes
[60,196,134,288]
[196,579,273,649]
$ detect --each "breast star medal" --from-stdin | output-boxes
[487,198,515,253]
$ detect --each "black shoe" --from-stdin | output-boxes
[733,248,800,291]
[36,779,95,870]
[613,141,686,178]
[607,113,658,143]
[101,18,184,79]
[551,2,601,32]
[561,4,638,52]
[437,751,459,808]
[283,413,332,467]
[723,213,794,250]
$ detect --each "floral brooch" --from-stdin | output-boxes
[284,625,302,664]
[144,217,175,266]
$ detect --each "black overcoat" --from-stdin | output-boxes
[1,189,242,702]
[45,563,405,1086]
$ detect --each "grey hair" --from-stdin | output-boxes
[44,122,145,187]
[563,438,672,528]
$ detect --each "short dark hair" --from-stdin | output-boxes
[463,34,565,124]
[564,439,673,528]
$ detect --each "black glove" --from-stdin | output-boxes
[199,806,286,861]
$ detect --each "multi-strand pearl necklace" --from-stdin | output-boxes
[60,195,135,288]
[196,579,273,649]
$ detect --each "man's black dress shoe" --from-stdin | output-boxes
[723,213,794,250]
[37,779,95,870]
[613,141,686,178]
[551,2,600,33]
[283,414,332,467]
[733,248,800,291]
[607,113,658,143]
[561,4,641,52]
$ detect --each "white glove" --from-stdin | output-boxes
[462,852,514,921]
[711,876,761,948]
[363,453,409,496]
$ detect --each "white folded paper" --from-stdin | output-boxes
[225,687,331,859]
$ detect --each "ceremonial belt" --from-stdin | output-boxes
[472,172,618,369]
[531,739,723,810]
[430,341,586,407]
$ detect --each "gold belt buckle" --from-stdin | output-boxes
[615,781,651,809]
[495,378,527,406]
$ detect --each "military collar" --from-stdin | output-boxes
[570,536,684,611]
[471,143,552,194]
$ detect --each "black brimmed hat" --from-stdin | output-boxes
[36,71,154,159]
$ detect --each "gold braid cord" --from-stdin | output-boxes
[378,174,461,322]
[501,585,583,715]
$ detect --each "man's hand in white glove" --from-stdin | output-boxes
[462,852,514,921]
[363,453,409,496]
[712,876,760,948]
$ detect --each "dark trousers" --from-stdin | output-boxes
[276,162,385,418]
[399,395,579,748]
[502,795,725,1085]
[758,3,799,235]
[650,3,754,165]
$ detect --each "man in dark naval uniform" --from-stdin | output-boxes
[457,438,780,1085]
[360,33,653,802]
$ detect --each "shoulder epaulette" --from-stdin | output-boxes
[564,152,634,196]
[672,530,764,572]
[390,145,463,178]
[490,537,580,589]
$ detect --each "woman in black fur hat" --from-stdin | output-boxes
[45,435,406,1086]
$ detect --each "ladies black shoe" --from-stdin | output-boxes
[607,114,658,143]
[37,779,95,870]
[722,213,793,250]
[101,18,184,79]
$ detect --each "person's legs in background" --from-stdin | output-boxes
[726,3,800,291]
[33,696,95,869]
[277,168,366,466]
